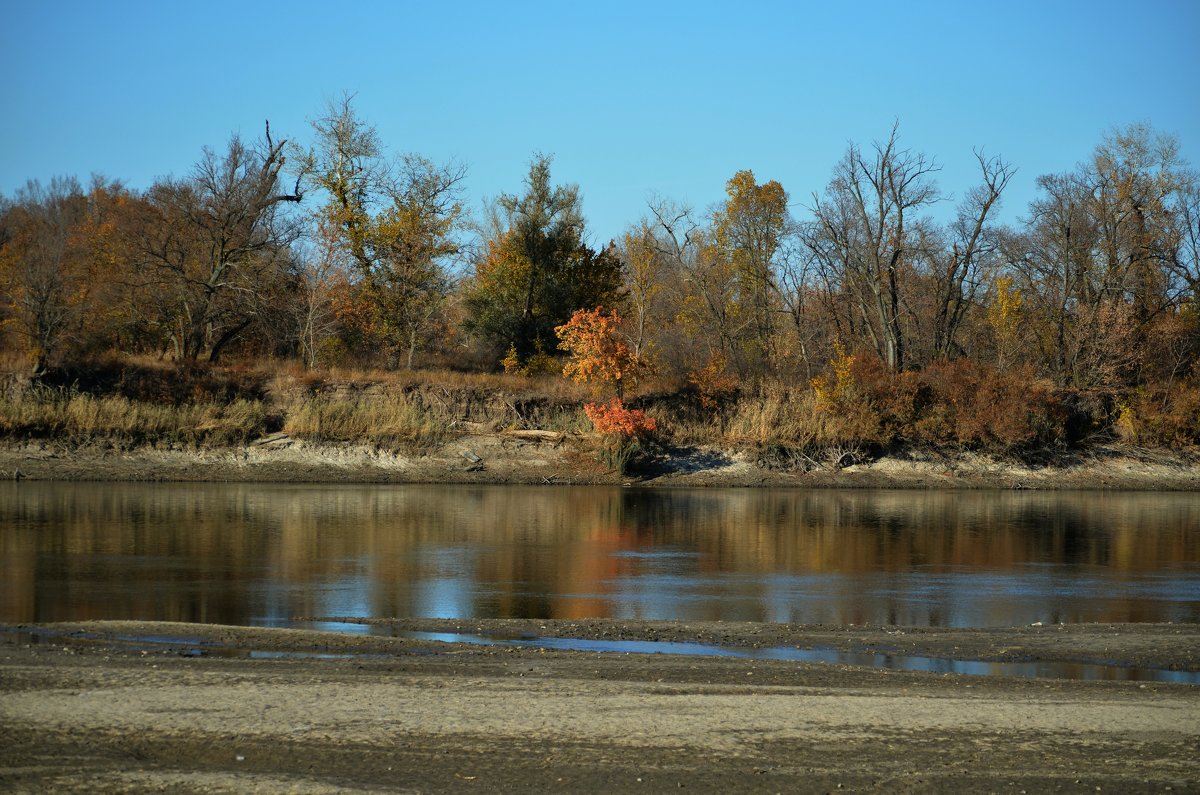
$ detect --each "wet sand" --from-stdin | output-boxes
[3,620,1198,793]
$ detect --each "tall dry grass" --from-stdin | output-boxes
[281,395,448,451]
[0,386,274,446]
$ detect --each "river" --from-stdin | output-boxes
[2,482,1198,629]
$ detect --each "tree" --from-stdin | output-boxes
[302,96,466,368]
[555,307,639,397]
[809,123,940,371]
[927,152,1014,359]
[130,124,303,362]
[711,170,790,372]
[368,155,465,368]
[1172,178,1200,301]
[987,274,1023,372]
[618,223,664,366]
[1009,124,1191,387]
[289,215,350,369]
[0,177,90,374]
[464,154,624,361]
[773,234,821,379]
[647,197,737,375]
[1089,123,1183,324]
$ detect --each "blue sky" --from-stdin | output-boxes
[3,0,1198,243]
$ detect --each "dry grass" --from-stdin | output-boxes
[8,354,1186,464]
[0,387,273,446]
[281,395,448,451]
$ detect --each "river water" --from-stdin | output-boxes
[3,482,1198,629]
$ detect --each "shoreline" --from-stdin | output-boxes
[3,435,1199,490]
[3,620,1199,793]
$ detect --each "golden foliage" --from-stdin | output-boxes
[555,307,638,393]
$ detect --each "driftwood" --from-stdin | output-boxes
[501,430,566,442]
[250,432,293,449]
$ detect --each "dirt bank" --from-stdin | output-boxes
[2,621,1198,793]
[3,435,1199,489]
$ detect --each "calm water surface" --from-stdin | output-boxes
[2,482,1198,629]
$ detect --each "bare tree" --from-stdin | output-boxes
[647,197,740,369]
[1171,178,1200,300]
[927,151,1014,359]
[291,216,349,368]
[773,233,821,379]
[809,123,941,370]
[0,177,90,374]
[132,124,303,362]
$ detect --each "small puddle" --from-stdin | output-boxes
[394,629,1200,684]
[5,624,1197,684]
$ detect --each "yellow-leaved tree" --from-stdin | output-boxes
[987,275,1022,372]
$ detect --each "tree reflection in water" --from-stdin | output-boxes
[2,483,1198,627]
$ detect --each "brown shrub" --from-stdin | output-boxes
[917,360,1067,453]
[1118,382,1200,447]
[847,354,925,444]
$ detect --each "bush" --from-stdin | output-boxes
[917,360,1066,453]
[1115,381,1200,447]
[583,397,657,475]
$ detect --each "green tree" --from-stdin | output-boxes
[464,154,624,361]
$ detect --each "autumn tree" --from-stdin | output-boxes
[555,307,639,397]
[0,177,92,374]
[464,154,624,362]
[128,124,303,362]
[0,176,137,373]
[711,170,790,372]
[1090,124,1184,325]
[987,274,1023,372]
[1007,125,1192,387]
[300,96,466,368]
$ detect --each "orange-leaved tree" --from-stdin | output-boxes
[555,307,656,474]
[554,307,639,397]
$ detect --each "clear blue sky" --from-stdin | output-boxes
[3,0,1198,243]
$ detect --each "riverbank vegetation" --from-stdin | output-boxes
[2,99,1198,470]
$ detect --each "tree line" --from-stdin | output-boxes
[2,100,1198,406]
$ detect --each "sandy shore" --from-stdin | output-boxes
[3,436,1199,489]
[2,620,1198,793]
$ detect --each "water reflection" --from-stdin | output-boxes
[2,483,1198,628]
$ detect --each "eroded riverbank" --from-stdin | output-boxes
[2,621,1199,793]
[3,437,1200,489]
